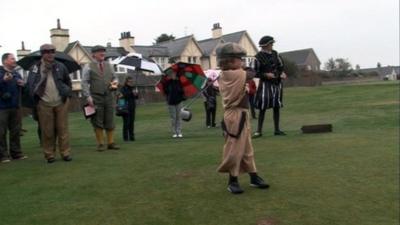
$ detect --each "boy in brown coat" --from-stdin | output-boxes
[216,42,269,194]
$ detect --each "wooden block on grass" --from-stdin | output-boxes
[301,124,332,133]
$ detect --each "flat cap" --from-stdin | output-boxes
[91,45,106,53]
[216,42,247,59]
[259,36,275,47]
[39,44,56,51]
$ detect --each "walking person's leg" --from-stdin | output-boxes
[92,95,106,150]
[37,101,56,162]
[55,100,71,160]
[104,95,118,150]
[167,104,177,137]
[0,110,10,162]
[176,103,182,137]
[122,115,129,141]
[129,109,135,141]
[8,108,24,159]
[249,95,257,119]
[273,107,285,135]
[205,102,211,127]
[253,109,266,137]
[211,107,217,127]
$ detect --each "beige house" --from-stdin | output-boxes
[198,23,258,70]
[16,20,260,93]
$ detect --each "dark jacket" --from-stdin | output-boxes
[120,85,138,110]
[0,66,23,109]
[203,84,218,109]
[254,50,284,84]
[27,60,72,106]
[164,79,185,105]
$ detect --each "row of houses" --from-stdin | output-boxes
[355,66,400,80]
[16,19,322,93]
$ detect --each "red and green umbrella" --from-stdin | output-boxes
[157,62,207,98]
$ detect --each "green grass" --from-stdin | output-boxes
[0,81,398,225]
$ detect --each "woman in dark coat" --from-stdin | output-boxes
[119,76,138,141]
[202,78,218,128]
[253,36,287,138]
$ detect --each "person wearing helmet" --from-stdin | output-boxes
[216,42,270,194]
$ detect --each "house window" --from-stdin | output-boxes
[71,70,82,81]
[244,57,253,67]
[151,57,167,69]
[117,66,127,73]
[188,57,197,64]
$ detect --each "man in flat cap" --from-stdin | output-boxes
[28,44,72,163]
[81,45,119,151]
[216,42,269,194]
[252,36,287,138]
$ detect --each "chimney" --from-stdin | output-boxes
[50,18,70,51]
[106,42,112,47]
[119,31,135,52]
[212,23,222,39]
[16,41,31,60]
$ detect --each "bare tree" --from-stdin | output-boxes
[324,58,336,71]
[335,58,352,72]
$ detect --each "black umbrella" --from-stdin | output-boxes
[111,53,162,74]
[17,50,81,73]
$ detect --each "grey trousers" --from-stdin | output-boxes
[167,103,182,135]
[0,108,22,159]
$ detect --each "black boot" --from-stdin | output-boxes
[274,130,286,136]
[227,175,244,194]
[249,173,270,189]
[273,107,286,136]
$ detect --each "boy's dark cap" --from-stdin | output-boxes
[216,42,247,59]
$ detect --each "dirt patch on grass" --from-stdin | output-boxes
[257,218,280,225]
[173,171,194,179]
[368,100,399,106]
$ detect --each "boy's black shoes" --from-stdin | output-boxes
[250,174,270,189]
[63,155,72,162]
[227,182,244,194]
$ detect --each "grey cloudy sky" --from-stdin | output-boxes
[0,0,398,68]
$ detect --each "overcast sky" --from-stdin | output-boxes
[0,0,398,68]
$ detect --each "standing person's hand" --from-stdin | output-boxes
[110,81,118,90]
[245,83,250,93]
[87,96,94,107]
[16,79,25,87]
[280,72,287,79]
[266,73,275,79]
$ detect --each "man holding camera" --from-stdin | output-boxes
[0,53,27,163]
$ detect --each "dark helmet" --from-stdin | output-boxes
[216,42,247,59]
[259,36,275,47]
